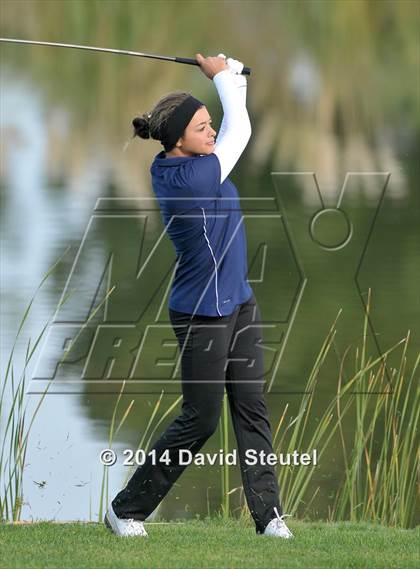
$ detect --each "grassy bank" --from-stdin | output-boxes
[1,518,418,569]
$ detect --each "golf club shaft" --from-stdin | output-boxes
[0,37,251,75]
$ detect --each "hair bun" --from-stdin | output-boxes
[132,114,151,139]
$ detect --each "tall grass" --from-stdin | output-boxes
[219,394,231,519]
[233,288,418,528]
[97,380,134,523]
[332,292,419,527]
[97,385,182,522]
[0,250,71,521]
[0,249,116,522]
[2,276,418,528]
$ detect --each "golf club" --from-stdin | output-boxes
[0,37,252,75]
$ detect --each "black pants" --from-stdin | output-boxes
[112,292,282,533]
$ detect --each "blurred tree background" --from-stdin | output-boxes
[1,0,418,197]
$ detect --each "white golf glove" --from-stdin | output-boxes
[217,53,246,87]
[217,53,244,74]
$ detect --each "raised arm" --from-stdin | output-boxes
[195,53,252,184]
[213,68,250,182]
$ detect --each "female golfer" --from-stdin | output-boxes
[105,53,293,539]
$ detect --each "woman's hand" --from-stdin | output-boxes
[195,53,229,80]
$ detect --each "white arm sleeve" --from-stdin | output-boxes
[212,69,251,184]
[216,72,247,141]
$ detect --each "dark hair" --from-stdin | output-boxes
[132,91,192,145]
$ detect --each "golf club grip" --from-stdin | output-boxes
[175,56,251,76]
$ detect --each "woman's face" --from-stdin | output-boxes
[172,106,217,157]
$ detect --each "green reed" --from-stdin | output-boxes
[219,393,230,519]
[0,249,71,521]
[332,295,419,527]
[98,385,182,522]
[0,248,116,522]
[232,288,418,528]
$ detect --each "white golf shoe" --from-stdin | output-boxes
[262,507,294,538]
[104,502,148,537]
